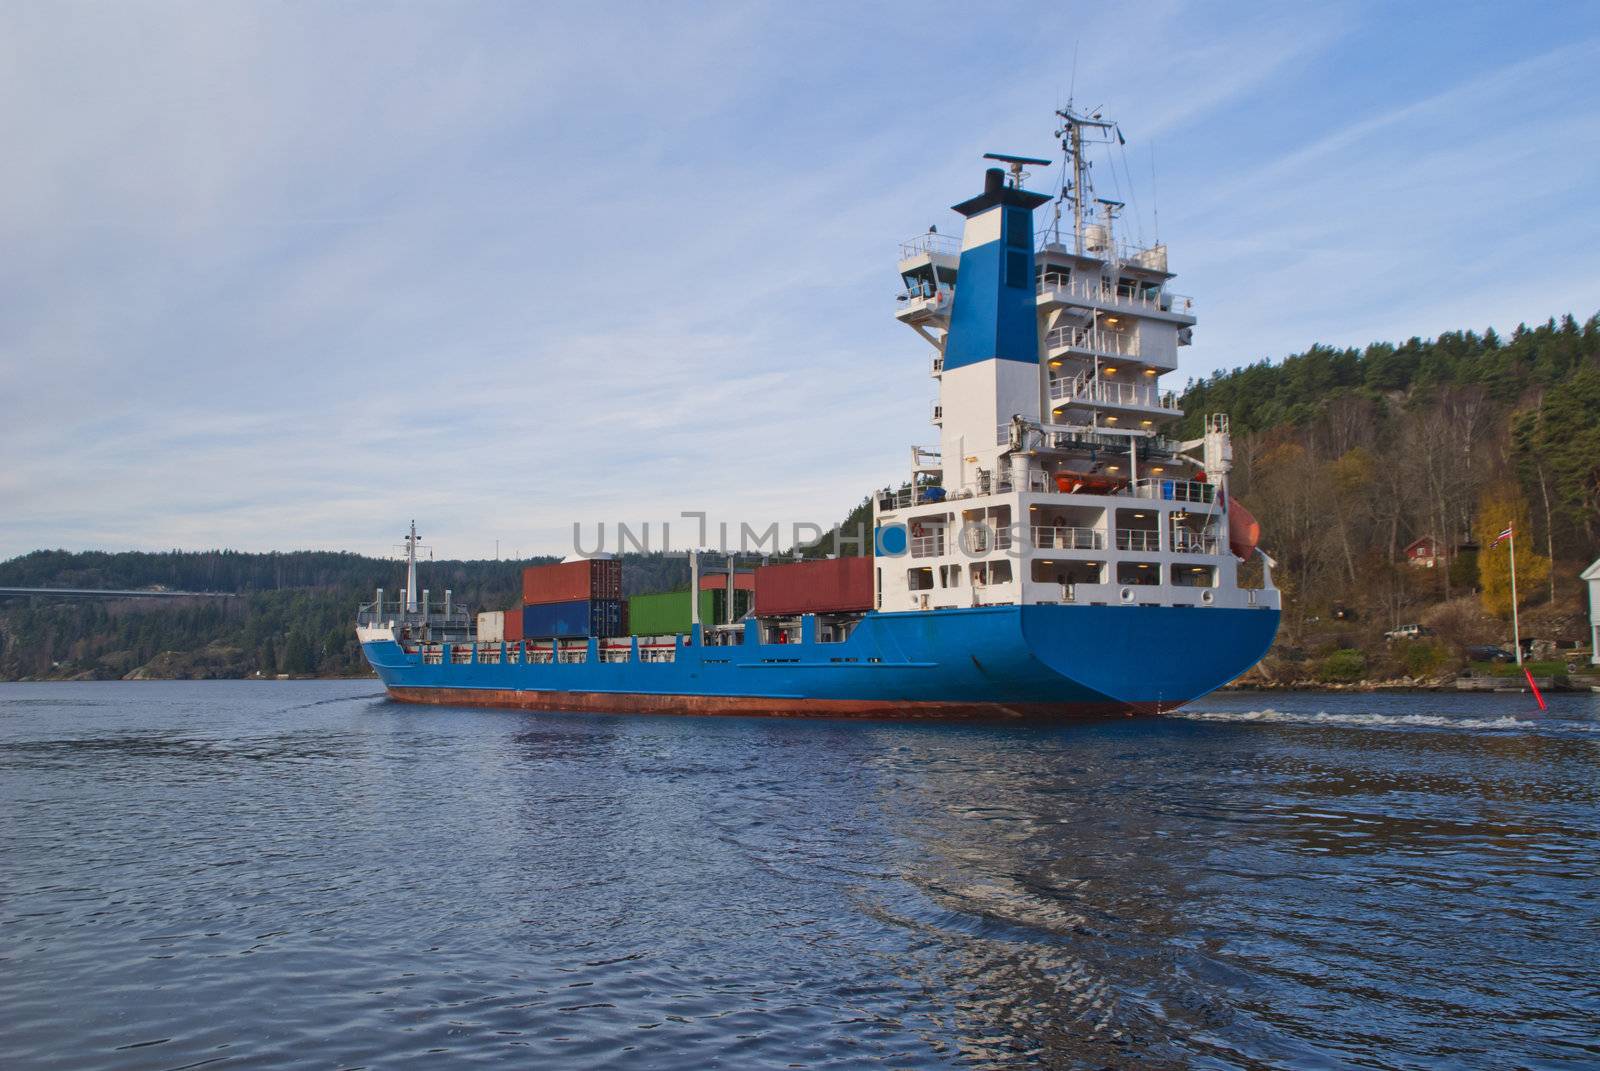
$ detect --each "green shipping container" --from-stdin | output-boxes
[627,589,751,635]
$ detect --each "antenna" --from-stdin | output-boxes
[979,150,1056,189]
[1054,104,1118,256]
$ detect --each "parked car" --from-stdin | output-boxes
[1465,645,1514,663]
[1384,624,1436,641]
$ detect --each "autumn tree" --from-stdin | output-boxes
[1475,482,1551,618]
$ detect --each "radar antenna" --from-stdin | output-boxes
[982,152,1052,190]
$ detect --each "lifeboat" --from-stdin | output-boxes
[1055,472,1128,495]
[1228,497,1261,560]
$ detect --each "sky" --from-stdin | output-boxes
[3,0,1598,563]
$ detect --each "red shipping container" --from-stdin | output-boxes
[699,571,756,591]
[522,558,622,605]
[754,556,873,616]
[503,608,524,642]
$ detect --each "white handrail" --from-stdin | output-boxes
[1036,277,1196,317]
[1049,373,1179,410]
[1044,325,1139,357]
[1115,529,1161,552]
[1134,478,1216,503]
[900,233,961,259]
[1030,525,1104,550]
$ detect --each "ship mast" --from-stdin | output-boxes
[1054,104,1117,255]
[403,520,420,613]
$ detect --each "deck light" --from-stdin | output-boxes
[1105,416,1118,423]
[1144,368,1157,376]
[1151,466,1165,474]
[1106,317,1120,325]
[1141,419,1154,426]
[1104,366,1118,374]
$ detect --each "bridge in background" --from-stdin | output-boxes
[0,587,237,600]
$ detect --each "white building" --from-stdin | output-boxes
[1584,557,1600,665]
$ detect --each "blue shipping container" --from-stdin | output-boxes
[522,599,625,638]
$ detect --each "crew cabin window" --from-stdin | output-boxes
[907,567,935,591]
[1117,562,1160,586]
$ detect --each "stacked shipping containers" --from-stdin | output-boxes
[520,559,625,638]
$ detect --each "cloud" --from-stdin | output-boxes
[2,2,1597,561]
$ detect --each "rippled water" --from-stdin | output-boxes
[2,682,1598,1069]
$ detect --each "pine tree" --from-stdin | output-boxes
[281,629,315,676]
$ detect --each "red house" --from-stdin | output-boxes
[1404,536,1446,568]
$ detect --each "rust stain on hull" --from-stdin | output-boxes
[384,686,1162,722]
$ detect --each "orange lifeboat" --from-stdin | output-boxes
[1055,472,1129,495]
[1228,497,1261,560]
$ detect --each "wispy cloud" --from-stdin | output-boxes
[3,2,1598,560]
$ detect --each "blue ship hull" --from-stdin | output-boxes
[362,604,1279,720]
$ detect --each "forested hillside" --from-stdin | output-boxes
[1182,312,1599,681]
[0,550,709,680]
[4,312,1596,683]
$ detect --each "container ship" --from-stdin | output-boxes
[355,106,1281,719]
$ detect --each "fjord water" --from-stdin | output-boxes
[2,683,1597,1070]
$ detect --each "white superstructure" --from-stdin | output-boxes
[876,109,1279,616]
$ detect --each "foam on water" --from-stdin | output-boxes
[1178,709,1545,732]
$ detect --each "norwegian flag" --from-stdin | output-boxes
[1490,525,1513,548]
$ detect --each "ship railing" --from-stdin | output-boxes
[910,535,946,558]
[878,487,916,510]
[1171,532,1222,555]
[1036,276,1196,318]
[1134,478,1216,504]
[1030,525,1104,550]
[1115,529,1161,552]
[1044,326,1139,358]
[956,471,1014,497]
[899,232,961,259]
[960,527,1013,554]
[1049,374,1178,411]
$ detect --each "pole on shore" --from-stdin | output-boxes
[1509,526,1522,666]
